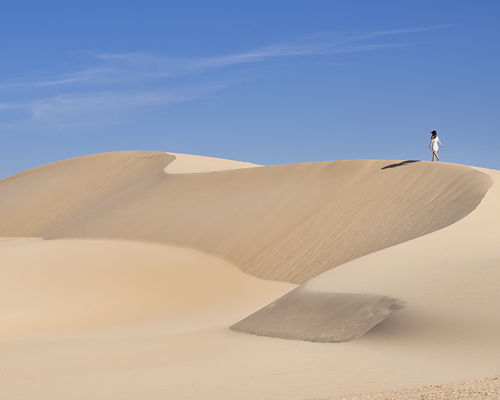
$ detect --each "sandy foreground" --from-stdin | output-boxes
[0,151,499,399]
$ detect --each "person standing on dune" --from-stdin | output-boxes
[429,130,443,162]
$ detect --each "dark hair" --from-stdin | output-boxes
[431,130,437,138]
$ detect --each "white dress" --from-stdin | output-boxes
[431,136,440,152]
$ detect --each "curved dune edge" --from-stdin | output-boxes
[164,152,261,174]
[0,152,493,285]
[232,167,500,363]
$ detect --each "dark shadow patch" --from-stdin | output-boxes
[382,160,420,170]
[230,289,405,343]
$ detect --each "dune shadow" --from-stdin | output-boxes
[382,160,420,170]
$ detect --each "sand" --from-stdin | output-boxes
[0,151,499,399]
[0,153,491,283]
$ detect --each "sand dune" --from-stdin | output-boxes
[1,151,499,399]
[0,152,491,284]
[0,151,174,237]
[0,238,293,336]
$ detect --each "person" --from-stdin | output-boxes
[429,130,443,162]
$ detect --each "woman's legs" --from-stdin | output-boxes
[432,151,440,162]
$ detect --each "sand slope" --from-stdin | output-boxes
[0,238,293,336]
[0,151,174,237]
[0,152,491,284]
[1,152,499,399]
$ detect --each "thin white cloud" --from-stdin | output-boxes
[169,25,446,70]
[2,26,442,90]
[0,80,232,130]
[95,31,412,73]
[0,68,119,90]
[0,27,444,130]
[33,92,171,119]
[0,92,191,131]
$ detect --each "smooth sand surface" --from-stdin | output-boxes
[1,151,499,399]
[0,238,293,336]
[164,152,261,174]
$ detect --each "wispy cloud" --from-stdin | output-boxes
[0,27,444,131]
[0,81,231,131]
[29,93,170,129]
[0,69,120,90]
[32,83,229,128]
[88,27,431,75]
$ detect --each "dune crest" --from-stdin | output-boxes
[0,152,492,285]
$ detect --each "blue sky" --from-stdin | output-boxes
[1,1,499,178]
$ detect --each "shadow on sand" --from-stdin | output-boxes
[382,160,420,170]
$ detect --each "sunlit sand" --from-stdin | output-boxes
[1,151,499,399]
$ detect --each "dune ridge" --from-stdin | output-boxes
[0,152,492,285]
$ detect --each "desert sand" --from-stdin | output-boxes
[1,151,499,399]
